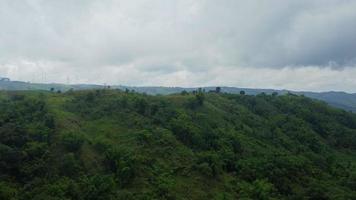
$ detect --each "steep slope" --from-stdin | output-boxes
[0,90,356,199]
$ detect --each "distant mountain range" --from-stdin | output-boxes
[1,79,356,112]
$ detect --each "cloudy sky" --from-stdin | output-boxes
[1,0,356,92]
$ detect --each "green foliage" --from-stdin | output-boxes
[195,92,205,106]
[0,94,54,183]
[0,182,18,200]
[133,97,148,115]
[60,153,82,177]
[195,151,222,177]
[60,132,85,152]
[1,90,356,199]
[238,179,277,200]
[78,175,117,200]
[104,147,137,187]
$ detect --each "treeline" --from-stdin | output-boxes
[0,90,356,199]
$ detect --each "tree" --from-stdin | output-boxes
[196,92,205,106]
[216,87,221,93]
[134,98,148,115]
[85,92,95,102]
[170,114,198,146]
[240,90,246,95]
[104,148,136,187]
[181,90,188,95]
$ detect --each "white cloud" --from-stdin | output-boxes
[0,0,356,92]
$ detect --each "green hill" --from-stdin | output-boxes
[1,90,356,199]
[2,80,356,112]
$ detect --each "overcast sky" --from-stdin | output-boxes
[1,0,356,92]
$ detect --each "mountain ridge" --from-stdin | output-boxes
[1,80,356,112]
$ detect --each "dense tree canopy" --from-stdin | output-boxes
[0,90,356,199]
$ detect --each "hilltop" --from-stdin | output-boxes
[0,89,356,199]
[1,80,356,112]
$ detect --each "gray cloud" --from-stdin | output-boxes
[0,0,356,91]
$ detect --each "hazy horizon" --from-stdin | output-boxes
[3,76,356,94]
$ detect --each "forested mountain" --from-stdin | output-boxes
[1,89,356,199]
[1,80,356,112]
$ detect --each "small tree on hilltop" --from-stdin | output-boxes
[181,90,188,95]
[216,87,221,93]
[196,92,205,106]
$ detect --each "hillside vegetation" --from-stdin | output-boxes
[2,80,356,112]
[1,90,356,199]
